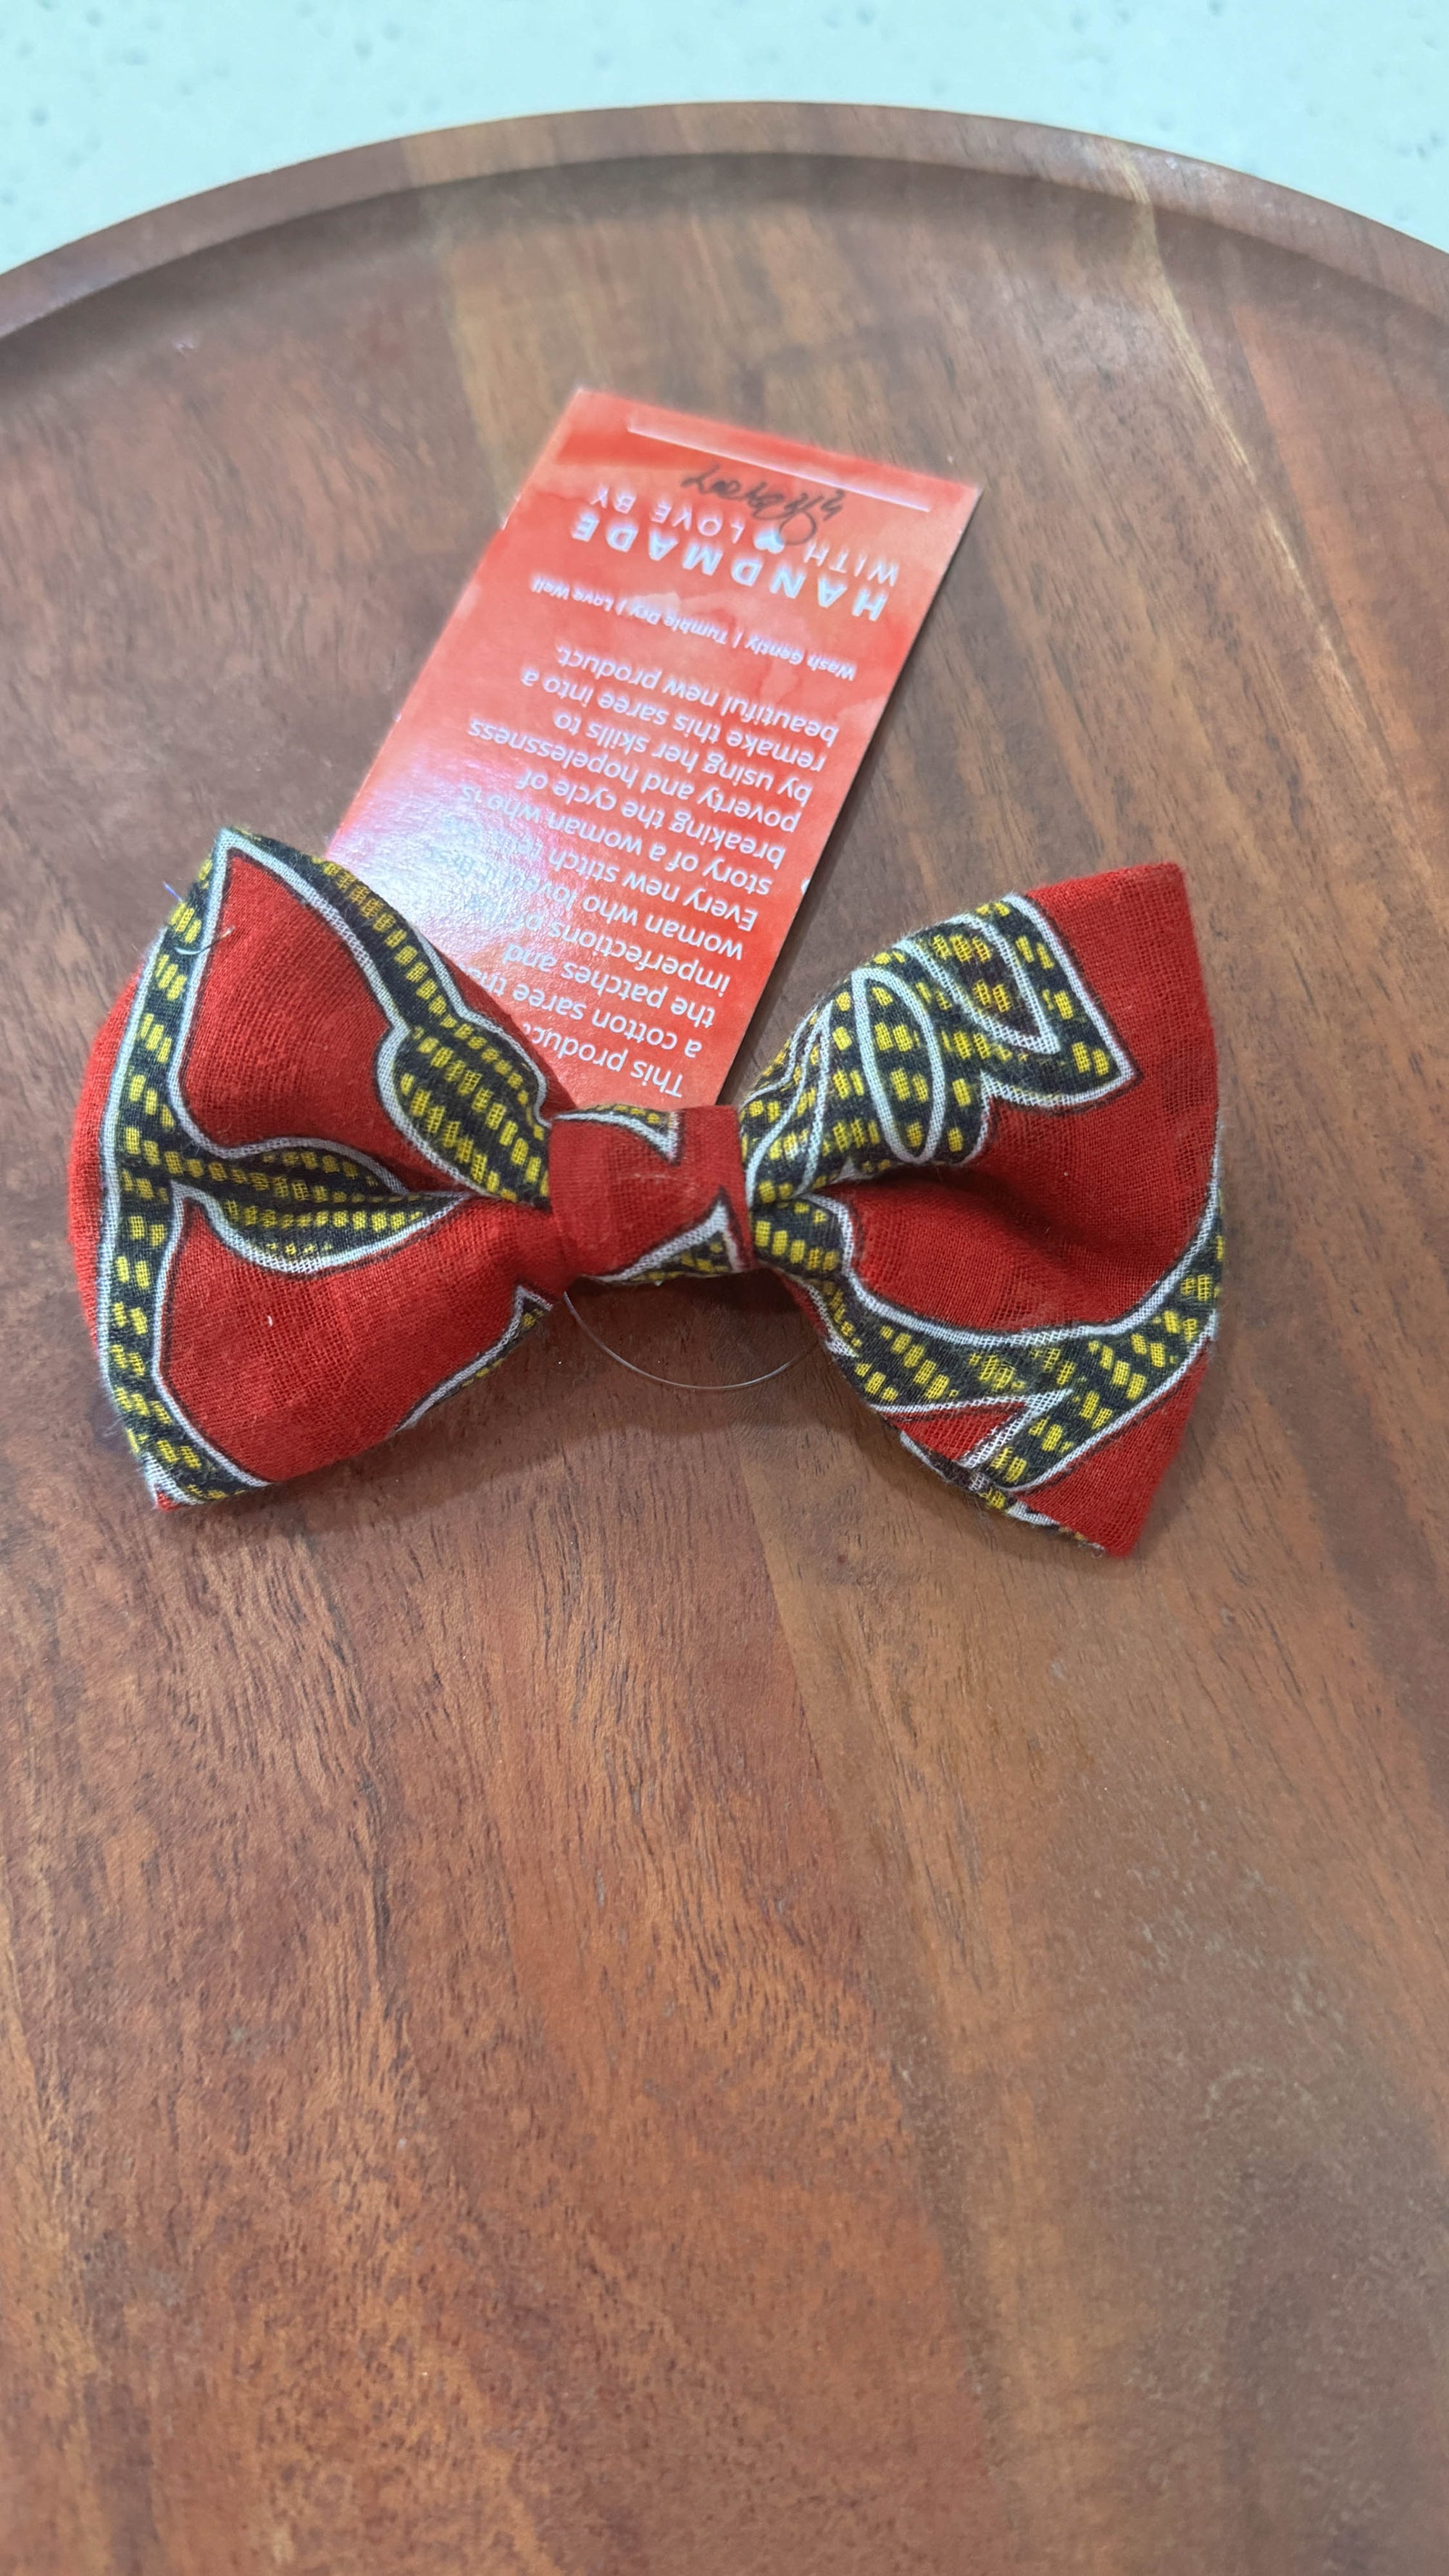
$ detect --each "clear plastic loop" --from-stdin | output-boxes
[562,1290,809,1392]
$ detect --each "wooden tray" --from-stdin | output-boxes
[4,105,1448,2575]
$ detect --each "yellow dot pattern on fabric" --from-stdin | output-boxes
[312,854,551,1205]
[620,1231,743,1285]
[747,1176,1222,1517]
[736,892,1220,1525]
[94,835,554,1505]
[740,895,1133,1210]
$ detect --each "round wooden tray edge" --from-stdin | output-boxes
[2,101,1445,347]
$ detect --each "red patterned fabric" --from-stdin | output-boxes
[70,831,1221,1552]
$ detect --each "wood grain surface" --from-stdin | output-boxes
[2,104,1448,2575]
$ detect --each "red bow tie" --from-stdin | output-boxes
[70,831,1221,1554]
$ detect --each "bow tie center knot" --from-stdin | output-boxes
[548,1103,758,1287]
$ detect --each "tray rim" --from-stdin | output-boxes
[2,100,1446,346]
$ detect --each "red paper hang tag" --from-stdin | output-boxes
[328,389,980,1108]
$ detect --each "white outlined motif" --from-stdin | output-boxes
[398,1284,553,1429]
[785,1141,1222,1511]
[741,893,1136,1204]
[553,1105,682,1161]
[583,1192,749,1284]
[94,832,561,1502]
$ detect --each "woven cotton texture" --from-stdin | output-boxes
[69,830,1221,1552]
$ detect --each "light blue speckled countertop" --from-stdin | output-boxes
[1,0,1446,275]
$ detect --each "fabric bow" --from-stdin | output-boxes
[70,830,1221,1553]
